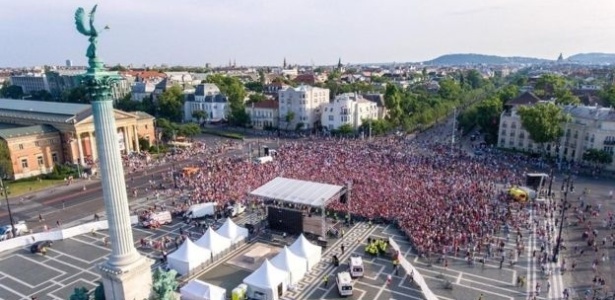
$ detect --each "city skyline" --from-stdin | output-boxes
[2,0,615,68]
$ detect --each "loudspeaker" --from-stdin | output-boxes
[263,146,269,156]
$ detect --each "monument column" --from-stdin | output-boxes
[75,5,152,300]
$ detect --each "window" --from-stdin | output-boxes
[328,115,334,121]
[18,144,24,150]
[52,153,58,163]
[21,159,28,169]
[37,156,44,166]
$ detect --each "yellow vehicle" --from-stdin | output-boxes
[508,186,528,202]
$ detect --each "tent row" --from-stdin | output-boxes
[243,235,322,300]
[168,218,249,275]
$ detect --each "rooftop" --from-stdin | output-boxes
[0,99,89,117]
[563,105,615,121]
[249,177,344,207]
[0,124,58,140]
[506,91,541,106]
[250,100,278,109]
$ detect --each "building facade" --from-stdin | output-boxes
[9,74,49,94]
[246,100,279,129]
[131,82,156,102]
[321,93,379,130]
[498,100,615,170]
[0,99,155,179]
[278,85,330,130]
[183,84,229,122]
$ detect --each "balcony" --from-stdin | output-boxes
[604,140,615,146]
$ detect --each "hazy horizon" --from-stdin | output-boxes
[2,0,615,68]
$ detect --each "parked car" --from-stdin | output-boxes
[30,240,53,254]
[0,222,28,241]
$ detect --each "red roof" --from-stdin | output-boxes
[252,100,278,109]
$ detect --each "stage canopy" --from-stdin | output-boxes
[250,177,344,207]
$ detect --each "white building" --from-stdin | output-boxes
[321,93,379,130]
[498,92,615,170]
[183,84,229,122]
[131,82,156,101]
[9,74,49,94]
[278,85,330,130]
[246,100,279,129]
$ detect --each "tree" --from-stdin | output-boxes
[384,85,403,125]
[247,93,267,104]
[438,79,462,101]
[191,110,207,123]
[582,149,614,169]
[69,287,91,300]
[0,85,24,99]
[114,95,141,112]
[284,111,295,130]
[518,102,570,155]
[177,123,201,138]
[475,97,503,144]
[138,137,151,151]
[497,85,520,104]
[29,90,53,101]
[0,140,13,179]
[534,74,566,97]
[599,84,615,107]
[554,89,581,105]
[337,123,354,135]
[158,85,184,122]
[62,86,89,103]
[466,69,485,90]
[245,81,263,92]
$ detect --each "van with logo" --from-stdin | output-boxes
[141,211,172,228]
[336,272,353,297]
[349,256,364,277]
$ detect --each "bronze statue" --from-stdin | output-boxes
[74,5,101,61]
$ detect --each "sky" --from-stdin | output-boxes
[2,0,615,67]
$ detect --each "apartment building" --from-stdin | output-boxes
[278,85,330,130]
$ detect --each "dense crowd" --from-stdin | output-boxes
[168,124,533,255]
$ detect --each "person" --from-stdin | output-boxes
[341,244,345,255]
[323,275,329,287]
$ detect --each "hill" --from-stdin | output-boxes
[424,54,550,65]
[566,53,615,65]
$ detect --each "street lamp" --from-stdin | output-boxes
[552,174,571,263]
[0,178,16,238]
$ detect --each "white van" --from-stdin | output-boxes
[349,256,364,277]
[336,272,353,297]
[141,211,172,228]
[253,156,273,164]
[184,202,217,219]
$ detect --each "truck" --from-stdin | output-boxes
[184,202,217,219]
[140,211,173,228]
[0,221,29,241]
[225,203,246,218]
[336,272,353,297]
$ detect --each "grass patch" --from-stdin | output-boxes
[5,178,66,197]
[201,129,244,140]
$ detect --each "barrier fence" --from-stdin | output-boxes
[388,237,439,300]
[0,216,138,253]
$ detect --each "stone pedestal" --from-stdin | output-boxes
[99,256,153,300]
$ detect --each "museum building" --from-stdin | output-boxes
[0,99,155,179]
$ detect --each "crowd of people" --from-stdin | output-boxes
[164,123,534,256]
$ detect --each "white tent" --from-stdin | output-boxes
[195,227,232,257]
[180,279,226,300]
[288,234,322,270]
[217,218,249,244]
[270,246,307,284]
[167,239,211,275]
[243,259,290,300]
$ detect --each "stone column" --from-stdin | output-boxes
[76,133,85,165]
[92,101,141,266]
[122,126,130,153]
[133,125,140,152]
[89,131,98,162]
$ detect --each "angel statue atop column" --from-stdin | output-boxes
[74,5,109,65]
